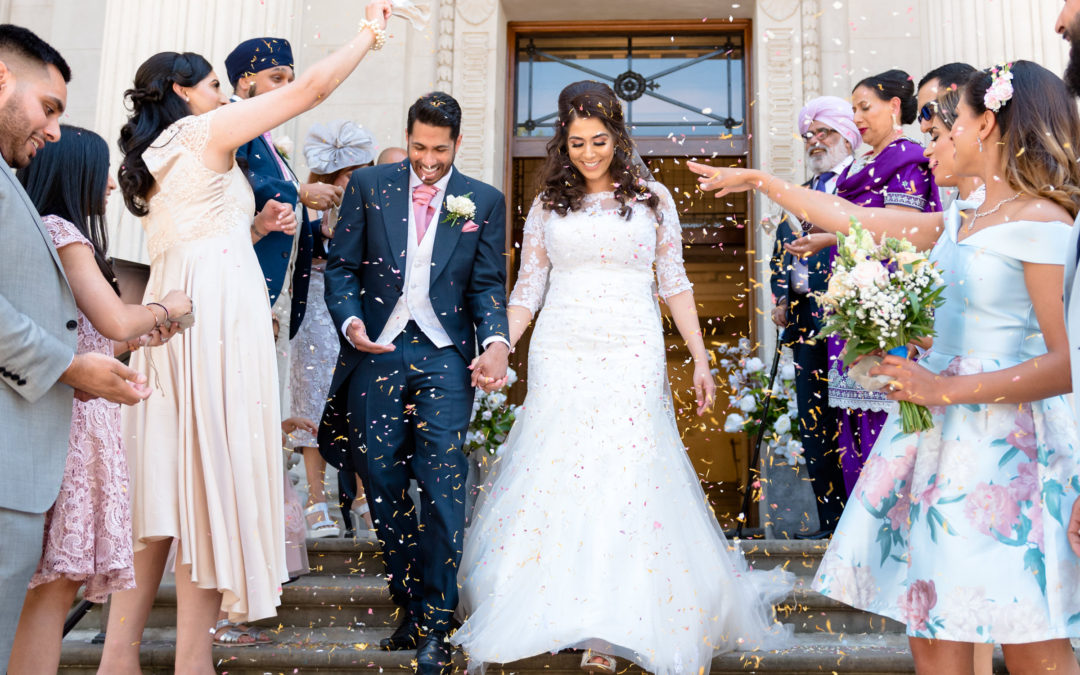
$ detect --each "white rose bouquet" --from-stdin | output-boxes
[817,219,945,433]
[716,339,803,467]
[465,367,519,455]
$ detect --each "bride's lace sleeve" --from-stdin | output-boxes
[508,197,551,314]
[651,182,693,299]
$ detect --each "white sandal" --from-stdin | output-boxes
[304,502,341,539]
[351,500,376,541]
[580,650,616,673]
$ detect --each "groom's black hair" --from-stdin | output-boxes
[407,91,461,141]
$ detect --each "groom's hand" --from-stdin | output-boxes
[470,342,509,392]
[347,319,395,353]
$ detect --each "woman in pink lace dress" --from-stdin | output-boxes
[5,126,191,675]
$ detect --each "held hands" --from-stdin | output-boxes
[693,360,716,417]
[300,182,345,211]
[686,161,764,197]
[366,0,392,28]
[160,289,193,321]
[282,416,319,436]
[470,342,509,393]
[254,199,298,237]
[346,319,395,354]
[784,233,837,258]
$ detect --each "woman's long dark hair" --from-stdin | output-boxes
[17,124,118,294]
[536,80,658,220]
[964,60,1080,218]
[118,51,212,216]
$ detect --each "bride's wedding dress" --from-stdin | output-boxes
[452,184,793,674]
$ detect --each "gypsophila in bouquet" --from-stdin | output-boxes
[715,338,804,467]
[817,219,945,433]
[465,367,519,455]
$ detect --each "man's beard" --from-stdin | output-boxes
[0,93,34,169]
[1067,18,1080,98]
[806,140,850,175]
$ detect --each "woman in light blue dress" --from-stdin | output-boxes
[690,60,1080,674]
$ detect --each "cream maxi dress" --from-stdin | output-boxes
[121,109,287,622]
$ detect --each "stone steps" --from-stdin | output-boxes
[61,627,940,674]
[63,537,925,672]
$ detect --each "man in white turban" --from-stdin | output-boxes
[769,95,857,539]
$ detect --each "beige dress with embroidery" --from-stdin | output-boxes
[121,109,286,622]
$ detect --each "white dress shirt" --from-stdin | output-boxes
[341,166,509,352]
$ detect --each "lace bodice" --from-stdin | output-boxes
[509,182,692,314]
[141,109,255,262]
[41,215,112,358]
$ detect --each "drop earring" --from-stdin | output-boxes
[978,137,983,153]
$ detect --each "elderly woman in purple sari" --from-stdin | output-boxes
[828,70,941,494]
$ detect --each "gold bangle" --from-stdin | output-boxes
[358,19,387,51]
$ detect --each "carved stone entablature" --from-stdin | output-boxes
[436,0,456,92]
[457,0,495,26]
[761,0,800,22]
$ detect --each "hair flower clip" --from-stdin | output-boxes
[984,63,1014,114]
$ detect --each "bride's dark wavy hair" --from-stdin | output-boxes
[118,51,213,216]
[536,80,658,220]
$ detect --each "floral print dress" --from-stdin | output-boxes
[813,205,1080,643]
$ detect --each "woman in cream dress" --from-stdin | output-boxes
[98,4,393,672]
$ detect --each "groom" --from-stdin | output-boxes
[321,91,509,674]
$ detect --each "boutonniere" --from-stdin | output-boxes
[274,135,293,161]
[442,193,476,228]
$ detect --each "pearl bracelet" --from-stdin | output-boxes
[358,19,387,51]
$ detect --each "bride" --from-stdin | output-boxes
[452,81,792,675]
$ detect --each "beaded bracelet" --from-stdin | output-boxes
[358,19,388,51]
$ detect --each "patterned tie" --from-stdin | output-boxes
[413,184,439,244]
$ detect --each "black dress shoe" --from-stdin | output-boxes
[415,631,453,675]
[380,613,420,651]
[794,528,834,540]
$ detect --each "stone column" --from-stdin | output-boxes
[920,0,1067,75]
[449,0,505,186]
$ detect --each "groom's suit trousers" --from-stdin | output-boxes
[347,321,472,631]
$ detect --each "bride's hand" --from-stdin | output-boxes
[784,233,837,258]
[693,360,715,417]
[687,161,767,197]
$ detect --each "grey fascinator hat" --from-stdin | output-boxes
[304,120,377,174]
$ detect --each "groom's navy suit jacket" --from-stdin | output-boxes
[319,160,509,471]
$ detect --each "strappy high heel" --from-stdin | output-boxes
[580,650,616,673]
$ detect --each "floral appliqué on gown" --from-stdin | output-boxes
[29,215,135,601]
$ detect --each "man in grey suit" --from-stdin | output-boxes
[0,25,152,669]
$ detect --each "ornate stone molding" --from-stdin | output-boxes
[457,0,495,26]
[456,31,489,177]
[760,0,799,22]
[801,0,822,100]
[765,27,798,183]
[436,0,456,92]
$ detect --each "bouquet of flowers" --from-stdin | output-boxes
[465,367,519,455]
[717,339,804,467]
[817,220,945,433]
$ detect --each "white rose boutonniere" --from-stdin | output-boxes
[443,192,476,228]
[274,135,293,161]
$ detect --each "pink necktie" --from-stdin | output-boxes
[413,184,439,244]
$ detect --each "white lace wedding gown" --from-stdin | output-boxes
[452,184,793,674]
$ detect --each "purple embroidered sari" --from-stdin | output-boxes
[828,137,941,493]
